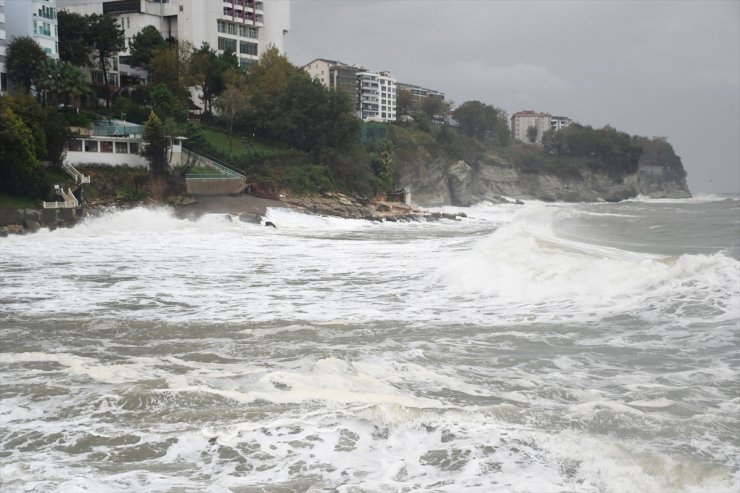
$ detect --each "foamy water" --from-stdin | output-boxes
[1,199,738,492]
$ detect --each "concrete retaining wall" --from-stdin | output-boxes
[0,207,82,230]
[186,178,246,196]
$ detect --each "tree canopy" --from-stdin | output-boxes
[453,100,510,145]
[128,25,168,68]
[6,36,47,91]
[141,112,170,176]
[57,11,93,66]
[85,14,126,106]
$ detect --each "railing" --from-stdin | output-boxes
[91,122,144,137]
[43,188,79,209]
[182,148,246,181]
[63,163,91,184]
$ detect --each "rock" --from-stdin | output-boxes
[23,220,41,232]
[238,213,261,224]
[447,160,474,206]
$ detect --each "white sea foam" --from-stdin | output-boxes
[434,204,740,323]
[1,201,738,492]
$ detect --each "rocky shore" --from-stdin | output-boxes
[283,193,467,222]
[0,192,468,236]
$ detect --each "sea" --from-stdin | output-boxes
[1,196,738,493]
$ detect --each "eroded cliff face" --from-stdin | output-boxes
[394,144,691,207]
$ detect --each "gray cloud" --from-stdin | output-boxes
[286,0,740,194]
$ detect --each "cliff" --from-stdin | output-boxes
[392,129,691,206]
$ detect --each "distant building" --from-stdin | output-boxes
[0,0,6,92]
[511,111,552,144]
[357,70,396,122]
[396,82,445,102]
[4,0,60,70]
[303,58,365,99]
[304,59,397,123]
[550,115,573,131]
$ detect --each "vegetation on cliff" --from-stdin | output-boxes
[1,17,688,207]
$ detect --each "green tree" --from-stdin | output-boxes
[6,91,47,160]
[141,112,170,176]
[396,88,415,117]
[129,25,168,68]
[370,138,394,191]
[526,125,538,144]
[215,70,250,150]
[57,11,92,66]
[0,97,43,196]
[453,100,510,145]
[190,43,238,115]
[421,96,449,120]
[150,83,188,123]
[36,60,90,108]
[148,43,193,104]
[86,14,125,107]
[6,36,47,91]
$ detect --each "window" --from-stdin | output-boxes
[218,37,237,52]
[217,20,227,33]
[101,141,114,153]
[239,25,258,39]
[84,140,99,152]
[227,23,236,35]
[68,139,83,152]
[129,142,139,154]
[239,58,254,71]
[239,41,257,56]
[115,142,128,153]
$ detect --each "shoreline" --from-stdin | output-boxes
[0,192,469,235]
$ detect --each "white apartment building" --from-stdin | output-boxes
[550,115,573,131]
[303,58,364,99]
[0,0,6,92]
[5,0,60,62]
[511,110,552,144]
[357,70,396,123]
[59,0,290,75]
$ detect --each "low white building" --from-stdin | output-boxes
[64,120,187,169]
[357,70,396,122]
[65,120,148,167]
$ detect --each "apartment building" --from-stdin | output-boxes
[0,0,6,92]
[511,110,553,144]
[4,0,60,62]
[550,115,573,131]
[396,82,444,102]
[357,70,396,122]
[303,58,364,99]
[59,0,290,79]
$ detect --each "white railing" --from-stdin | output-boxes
[43,187,79,209]
[183,149,246,181]
[63,163,91,184]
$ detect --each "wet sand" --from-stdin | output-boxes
[175,194,285,219]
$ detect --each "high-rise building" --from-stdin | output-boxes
[59,0,290,72]
[4,0,60,64]
[357,70,396,122]
[511,110,552,144]
[0,0,6,92]
[303,58,364,100]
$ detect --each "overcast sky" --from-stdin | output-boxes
[285,0,740,195]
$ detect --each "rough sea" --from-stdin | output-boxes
[1,196,738,492]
